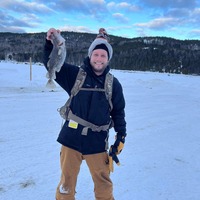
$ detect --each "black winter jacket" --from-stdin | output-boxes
[43,40,126,155]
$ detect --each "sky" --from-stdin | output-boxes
[1,61,200,199]
[1,0,200,40]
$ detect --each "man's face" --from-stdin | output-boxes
[90,49,109,75]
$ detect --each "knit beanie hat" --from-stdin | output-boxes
[88,28,113,61]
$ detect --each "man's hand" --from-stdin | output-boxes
[108,133,126,172]
[46,28,60,41]
[108,145,120,172]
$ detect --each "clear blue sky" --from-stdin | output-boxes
[1,0,200,40]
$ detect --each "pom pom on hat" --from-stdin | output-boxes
[88,28,113,61]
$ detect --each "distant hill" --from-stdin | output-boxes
[0,31,200,75]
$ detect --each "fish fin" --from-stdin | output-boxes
[46,72,50,79]
[47,57,52,67]
[46,79,56,89]
[55,65,62,72]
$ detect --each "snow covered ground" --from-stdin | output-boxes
[0,61,200,200]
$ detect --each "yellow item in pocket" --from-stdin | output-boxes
[68,120,78,129]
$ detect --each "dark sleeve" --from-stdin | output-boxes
[43,39,53,68]
[110,77,127,134]
[43,39,79,94]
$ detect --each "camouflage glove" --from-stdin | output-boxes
[109,133,126,172]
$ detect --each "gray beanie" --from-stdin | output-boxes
[88,28,113,61]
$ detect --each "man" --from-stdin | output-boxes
[43,28,127,200]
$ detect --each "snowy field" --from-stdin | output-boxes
[0,61,200,200]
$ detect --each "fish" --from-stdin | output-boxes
[46,31,66,89]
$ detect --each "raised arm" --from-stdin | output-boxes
[43,28,79,94]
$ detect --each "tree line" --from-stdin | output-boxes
[0,31,200,75]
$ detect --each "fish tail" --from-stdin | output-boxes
[46,79,56,89]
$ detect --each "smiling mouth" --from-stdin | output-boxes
[95,62,103,65]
